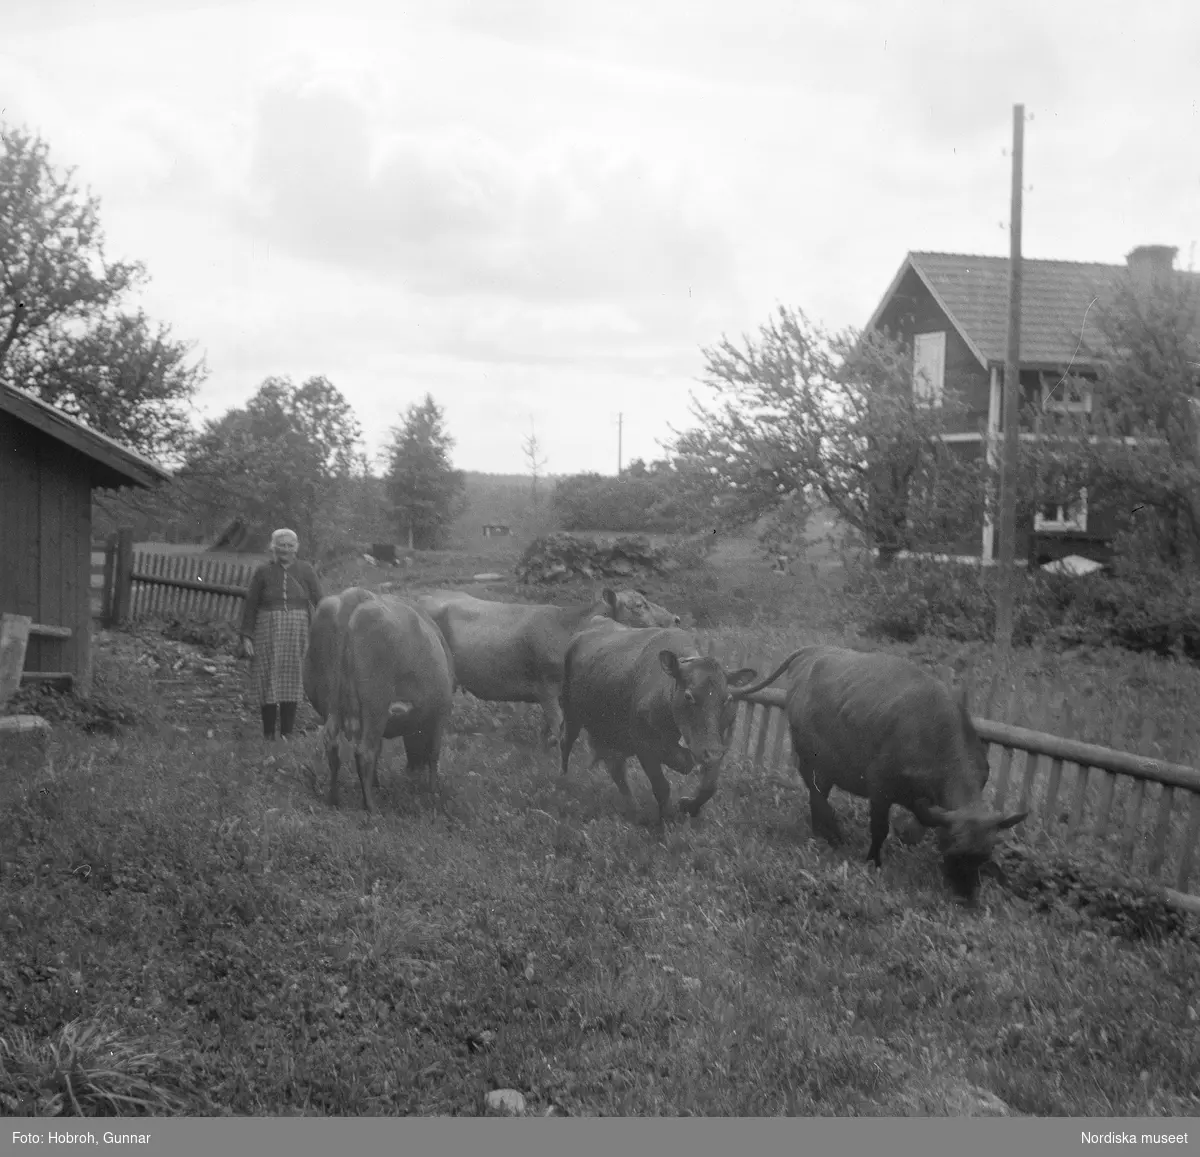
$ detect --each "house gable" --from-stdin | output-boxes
[867,263,992,430]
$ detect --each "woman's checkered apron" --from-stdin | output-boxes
[252,607,310,705]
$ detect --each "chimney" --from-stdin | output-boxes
[1126,243,1178,294]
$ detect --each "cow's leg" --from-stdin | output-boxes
[604,757,634,811]
[540,686,565,751]
[636,755,673,827]
[424,725,444,793]
[407,729,440,793]
[355,731,382,813]
[793,732,842,845]
[865,796,891,869]
[324,720,343,807]
[560,717,582,778]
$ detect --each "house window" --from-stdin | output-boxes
[1040,372,1092,415]
[913,331,946,407]
[1034,487,1088,532]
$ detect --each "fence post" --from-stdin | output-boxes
[102,534,118,626]
[112,528,135,625]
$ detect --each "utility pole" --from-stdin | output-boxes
[994,103,1025,650]
[617,412,623,475]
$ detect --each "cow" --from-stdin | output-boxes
[559,624,807,825]
[302,586,378,725]
[318,590,455,813]
[780,645,1026,903]
[413,587,679,749]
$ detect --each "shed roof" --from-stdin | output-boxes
[1,384,173,490]
[866,251,1200,368]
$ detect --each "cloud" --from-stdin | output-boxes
[232,76,736,311]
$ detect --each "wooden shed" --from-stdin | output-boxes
[1,384,171,697]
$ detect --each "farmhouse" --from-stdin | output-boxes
[1,383,171,696]
[865,243,1200,565]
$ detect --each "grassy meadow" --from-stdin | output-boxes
[1,529,1198,1118]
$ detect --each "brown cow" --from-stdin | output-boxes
[560,624,806,824]
[781,645,1025,902]
[413,587,678,749]
[302,586,377,724]
[320,591,455,812]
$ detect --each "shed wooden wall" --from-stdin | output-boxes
[0,410,94,693]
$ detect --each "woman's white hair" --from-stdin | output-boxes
[270,528,299,547]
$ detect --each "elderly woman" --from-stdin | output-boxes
[238,528,324,740]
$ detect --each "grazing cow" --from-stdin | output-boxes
[781,645,1026,902]
[560,625,806,824]
[321,592,455,812]
[302,586,378,724]
[413,587,677,748]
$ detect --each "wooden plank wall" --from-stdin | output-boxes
[0,411,95,694]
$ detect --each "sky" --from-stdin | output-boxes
[4,0,1199,475]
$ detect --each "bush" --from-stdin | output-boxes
[843,557,1054,646]
[845,544,1200,661]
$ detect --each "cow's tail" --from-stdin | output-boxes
[333,622,363,745]
[730,646,809,698]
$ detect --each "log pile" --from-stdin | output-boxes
[515,533,670,584]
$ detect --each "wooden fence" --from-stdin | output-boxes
[96,529,258,625]
[697,637,1200,915]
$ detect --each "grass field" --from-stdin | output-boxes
[2,534,1198,1117]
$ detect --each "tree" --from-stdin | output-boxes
[522,420,548,508]
[384,394,467,549]
[0,121,205,461]
[179,375,363,557]
[667,305,984,565]
[1027,268,1200,567]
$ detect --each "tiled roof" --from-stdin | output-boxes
[876,251,1200,367]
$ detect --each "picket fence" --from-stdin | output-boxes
[127,548,258,622]
[95,533,259,626]
[695,636,1200,916]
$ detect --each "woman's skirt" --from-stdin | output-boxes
[252,608,310,705]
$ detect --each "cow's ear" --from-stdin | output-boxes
[659,650,683,681]
[726,667,758,688]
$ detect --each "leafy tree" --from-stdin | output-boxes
[180,375,363,557]
[548,460,715,533]
[667,305,985,565]
[0,121,204,461]
[383,394,467,549]
[1029,268,1200,567]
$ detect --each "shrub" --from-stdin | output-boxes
[844,541,1200,661]
[843,557,1054,646]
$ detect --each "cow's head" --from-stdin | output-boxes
[658,649,758,816]
[604,588,681,627]
[911,796,1028,903]
[896,687,991,848]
